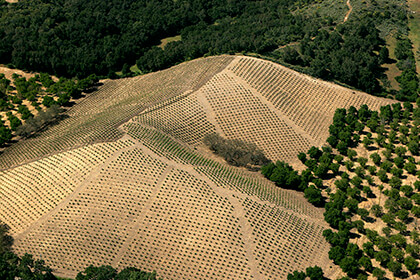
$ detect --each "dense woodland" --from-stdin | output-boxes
[0,0,417,99]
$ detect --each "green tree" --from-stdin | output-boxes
[408,140,419,156]
[404,256,418,273]
[0,124,12,145]
[305,266,325,280]
[359,255,373,272]
[374,250,390,265]
[304,185,323,206]
[370,153,381,166]
[76,265,117,280]
[7,113,21,131]
[370,204,383,217]
[287,271,306,280]
[372,267,386,280]
[339,256,360,278]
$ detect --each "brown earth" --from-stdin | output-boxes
[0,55,396,279]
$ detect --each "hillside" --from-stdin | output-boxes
[0,56,395,279]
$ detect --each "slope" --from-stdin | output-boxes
[0,55,395,279]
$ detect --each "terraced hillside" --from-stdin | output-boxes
[0,55,395,279]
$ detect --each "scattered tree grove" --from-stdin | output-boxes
[272,102,420,279]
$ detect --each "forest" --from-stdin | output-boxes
[0,0,417,99]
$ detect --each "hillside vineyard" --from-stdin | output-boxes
[0,55,394,279]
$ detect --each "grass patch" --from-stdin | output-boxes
[158,35,181,50]
[129,64,140,73]
[382,34,401,90]
[408,0,420,73]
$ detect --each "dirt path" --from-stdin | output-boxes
[343,0,352,23]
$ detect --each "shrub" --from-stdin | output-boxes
[204,133,270,168]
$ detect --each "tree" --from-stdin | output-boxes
[372,267,386,280]
[297,152,306,163]
[115,267,158,280]
[7,113,21,131]
[377,169,388,182]
[42,95,55,107]
[0,124,12,145]
[370,153,381,166]
[370,204,383,217]
[339,256,360,278]
[347,149,357,161]
[306,266,325,280]
[389,176,402,189]
[408,140,419,156]
[357,157,368,168]
[287,271,306,280]
[394,156,405,168]
[359,255,373,272]
[404,256,418,273]
[405,162,417,175]
[391,247,405,262]
[387,260,402,275]
[374,250,390,265]
[0,252,57,280]
[396,209,409,223]
[0,223,13,254]
[304,185,323,206]
[262,161,302,190]
[362,242,374,257]
[324,206,346,228]
[76,265,117,280]
[329,246,346,264]
[357,208,369,220]
[308,146,322,160]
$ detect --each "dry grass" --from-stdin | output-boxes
[383,34,402,91]
[0,55,396,279]
[408,0,420,73]
[158,35,181,50]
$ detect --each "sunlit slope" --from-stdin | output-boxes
[10,129,336,279]
[0,55,394,279]
[0,56,234,169]
[138,56,394,163]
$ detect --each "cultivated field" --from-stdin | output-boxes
[0,55,395,279]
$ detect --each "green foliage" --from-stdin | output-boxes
[304,185,324,206]
[262,161,302,190]
[0,223,13,254]
[17,105,33,120]
[7,113,21,131]
[370,204,383,217]
[0,252,57,280]
[42,96,56,108]
[287,271,306,280]
[0,122,12,145]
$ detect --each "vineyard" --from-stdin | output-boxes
[0,55,396,279]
